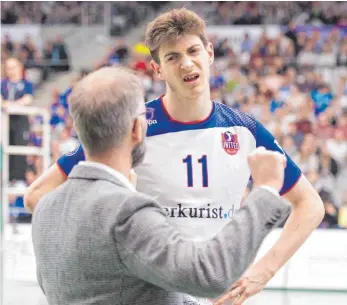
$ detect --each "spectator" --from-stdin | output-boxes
[316,155,338,195]
[319,143,339,177]
[319,190,339,229]
[28,124,43,147]
[293,137,319,175]
[284,22,299,56]
[336,112,347,140]
[281,135,298,159]
[325,128,347,169]
[113,38,129,64]
[21,35,37,61]
[263,66,283,92]
[9,167,38,223]
[286,84,306,114]
[337,42,347,66]
[51,35,70,72]
[50,105,68,130]
[286,121,304,147]
[240,33,253,53]
[214,38,233,58]
[319,43,336,67]
[310,84,334,117]
[314,112,335,142]
[296,104,314,134]
[1,57,33,181]
[3,33,14,53]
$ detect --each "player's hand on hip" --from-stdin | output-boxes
[213,261,273,305]
[247,146,286,192]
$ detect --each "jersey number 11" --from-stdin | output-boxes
[183,155,209,187]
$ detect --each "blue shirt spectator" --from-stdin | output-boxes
[59,86,73,110]
[50,105,68,128]
[1,57,34,106]
[241,34,253,53]
[1,78,33,101]
[311,85,334,117]
[210,74,226,90]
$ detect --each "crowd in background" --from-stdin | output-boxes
[1,1,167,34]
[191,1,347,26]
[1,33,70,88]
[1,1,104,25]
[1,2,347,229]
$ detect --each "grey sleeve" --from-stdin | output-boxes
[114,188,291,298]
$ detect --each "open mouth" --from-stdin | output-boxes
[183,73,200,83]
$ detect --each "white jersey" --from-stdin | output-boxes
[58,97,301,241]
[135,98,301,240]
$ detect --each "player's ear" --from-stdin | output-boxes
[206,42,214,66]
[150,59,165,81]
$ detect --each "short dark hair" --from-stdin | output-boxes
[145,8,208,63]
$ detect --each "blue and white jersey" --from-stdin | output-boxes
[57,97,301,240]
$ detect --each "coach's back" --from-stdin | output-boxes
[32,164,187,305]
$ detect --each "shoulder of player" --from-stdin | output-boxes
[214,101,257,133]
[145,97,161,108]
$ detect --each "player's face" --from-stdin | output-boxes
[152,34,214,99]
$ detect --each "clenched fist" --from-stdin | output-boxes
[247,146,287,193]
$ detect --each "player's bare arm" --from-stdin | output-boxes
[259,175,324,275]
[24,164,137,213]
[24,164,66,213]
[215,175,324,305]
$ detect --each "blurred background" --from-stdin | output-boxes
[1,1,347,305]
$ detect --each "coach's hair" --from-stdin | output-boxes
[68,67,143,156]
[145,7,208,63]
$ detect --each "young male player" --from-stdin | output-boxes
[24,8,324,305]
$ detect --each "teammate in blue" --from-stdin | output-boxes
[25,8,324,305]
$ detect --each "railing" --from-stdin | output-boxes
[1,105,51,226]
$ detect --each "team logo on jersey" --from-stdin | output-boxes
[146,107,157,125]
[221,132,240,155]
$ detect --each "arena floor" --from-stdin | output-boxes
[3,282,347,305]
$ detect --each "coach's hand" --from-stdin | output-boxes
[247,146,287,192]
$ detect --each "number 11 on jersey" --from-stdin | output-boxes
[183,155,209,187]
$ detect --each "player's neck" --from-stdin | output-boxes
[86,149,132,182]
[164,90,212,123]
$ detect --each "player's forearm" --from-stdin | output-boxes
[24,164,66,213]
[256,196,324,275]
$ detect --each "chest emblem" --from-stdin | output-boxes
[221,132,240,155]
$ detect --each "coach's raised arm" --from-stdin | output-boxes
[31,67,291,305]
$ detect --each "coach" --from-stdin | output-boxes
[32,67,291,305]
